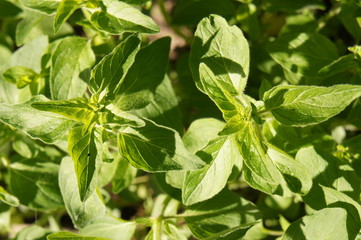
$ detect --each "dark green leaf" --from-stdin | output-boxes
[113,37,170,111]
[89,34,141,97]
[185,190,261,239]
[10,159,63,210]
[267,32,338,83]
[2,66,38,88]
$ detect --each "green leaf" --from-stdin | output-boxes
[15,10,73,46]
[79,216,136,240]
[296,146,361,202]
[267,32,338,83]
[32,98,97,124]
[189,15,250,119]
[266,143,312,195]
[131,75,183,133]
[68,126,102,201]
[59,157,106,229]
[47,231,109,240]
[118,119,204,172]
[182,118,225,154]
[282,208,352,240]
[0,186,19,207]
[264,84,361,126]
[18,0,60,15]
[50,37,95,100]
[89,34,141,97]
[182,136,240,205]
[184,190,261,239]
[15,225,52,240]
[54,0,83,33]
[113,37,170,111]
[10,159,63,210]
[236,121,281,195]
[0,96,74,143]
[2,66,38,88]
[103,103,145,129]
[112,158,137,194]
[90,0,159,34]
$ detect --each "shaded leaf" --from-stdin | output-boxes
[10,159,63,210]
[113,37,170,111]
[185,190,261,239]
[118,119,204,172]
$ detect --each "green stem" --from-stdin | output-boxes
[152,217,163,240]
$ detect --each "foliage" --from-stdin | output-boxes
[0,0,361,239]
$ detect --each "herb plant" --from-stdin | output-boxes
[0,0,361,239]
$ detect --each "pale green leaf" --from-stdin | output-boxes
[47,231,109,240]
[15,225,52,240]
[2,66,38,88]
[0,186,19,207]
[282,208,351,240]
[236,121,281,194]
[182,136,240,205]
[16,10,73,46]
[90,0,159,34]
[89,34,141,97]
[32,98,97,124]
[264,84,361,126]
[189,15,249,119]
[185,190,261,239]
[79,216,136,240]
[197,60,241,120]
[113,37,170,111]
[118,119,204,172]
[50,37,95,100]
[19,0,60,15]
[59,157,106,229]
[68,126,102,201]
[104,103,145,128]
[296,146,361,202]
[10,159,63,210]
[183,118,225,154]
[266,143,312,195]
[0,96,74,143]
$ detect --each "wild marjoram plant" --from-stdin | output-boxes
[1,0,361,239]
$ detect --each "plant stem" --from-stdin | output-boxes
[152,217,163,240]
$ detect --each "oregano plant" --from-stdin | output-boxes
[0,0,361,239]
